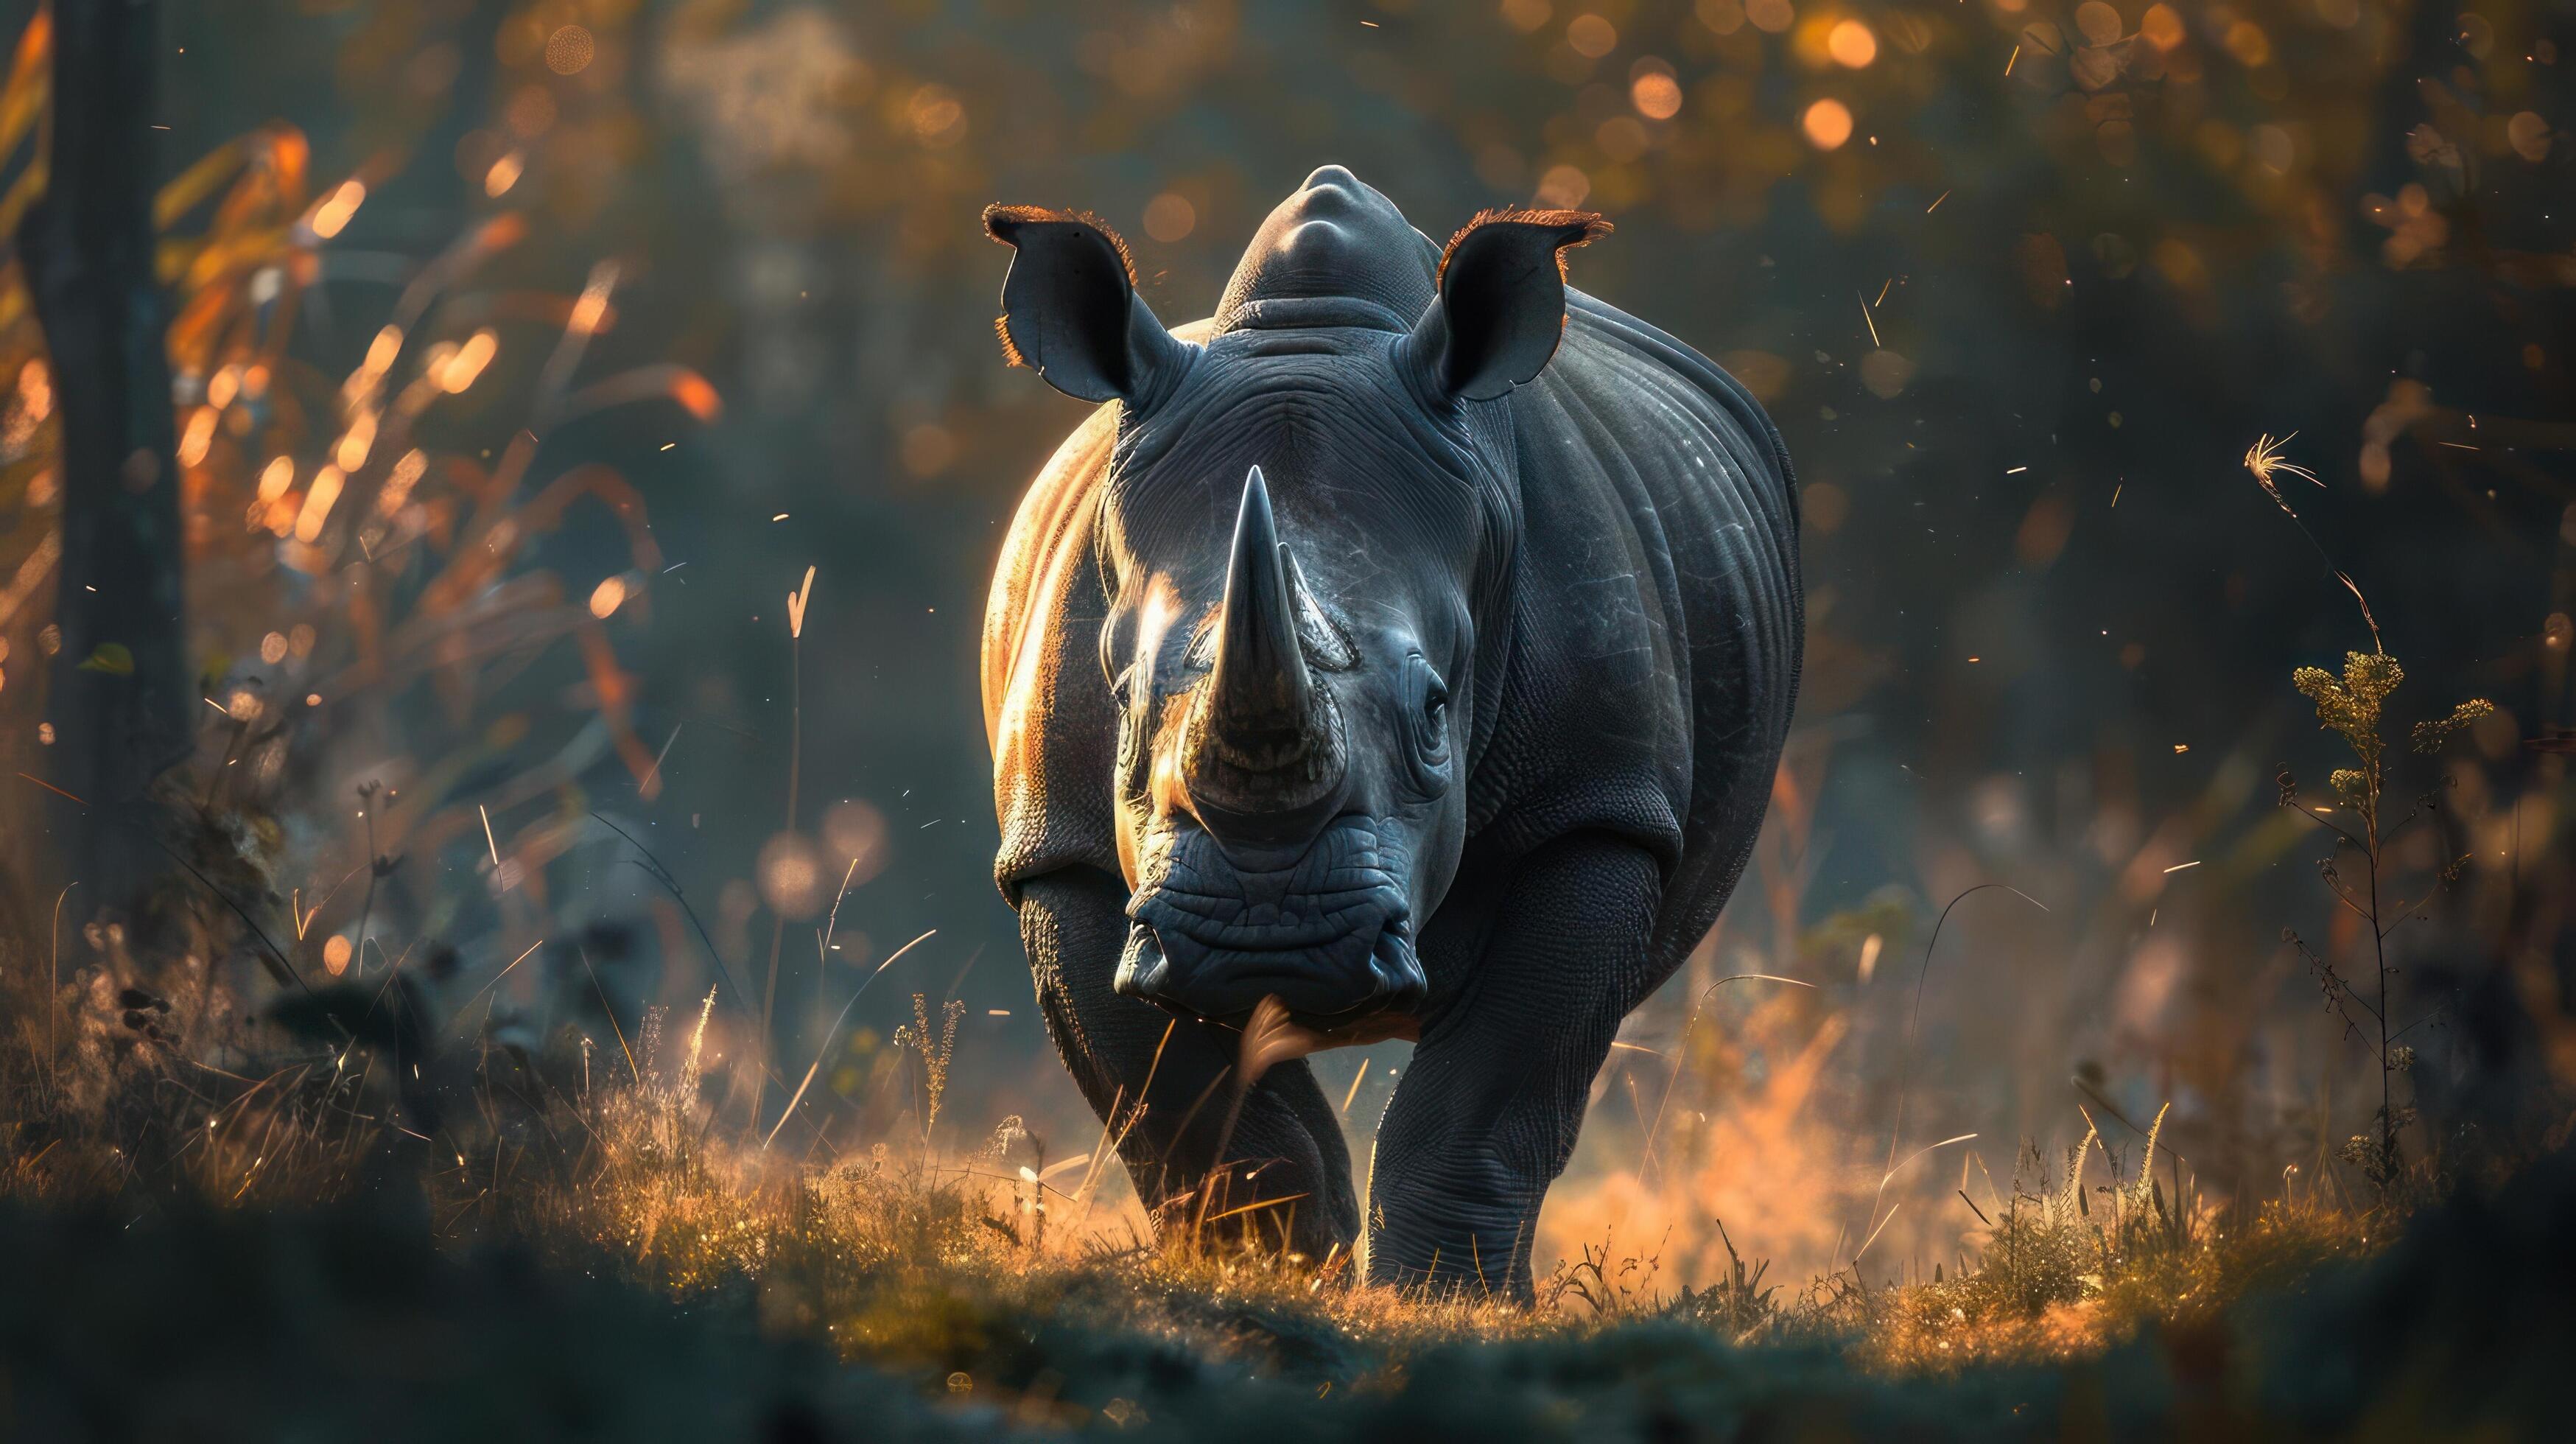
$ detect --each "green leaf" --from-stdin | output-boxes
[76,642,133,675]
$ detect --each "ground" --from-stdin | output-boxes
[3,1089,2566,1441]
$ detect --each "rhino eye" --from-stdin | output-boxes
[1405,654,1450,770]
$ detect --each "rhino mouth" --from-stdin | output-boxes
[1112,820,1428,1028]
[1114,905,1425,1028]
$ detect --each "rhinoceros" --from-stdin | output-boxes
[981,166,1800,1296]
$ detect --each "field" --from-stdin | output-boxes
[3,947,2568,1440]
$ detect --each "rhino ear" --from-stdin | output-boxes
[984,205,1186,406]
[1405,209,1610,402]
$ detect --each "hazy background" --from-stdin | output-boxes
[4,0,2569,1285]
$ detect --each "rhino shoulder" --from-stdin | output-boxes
[984,404,1121,900]
[985,318,1225,901]
[1467,292,1801,887]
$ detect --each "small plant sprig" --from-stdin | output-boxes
[1671,1219,1779,1342]
[891,993,965,1138]
[2276,649,2490,1196]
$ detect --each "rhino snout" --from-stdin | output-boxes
[1113,816,1426,1027]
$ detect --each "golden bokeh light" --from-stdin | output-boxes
[1803,97,1854,150]
[2223,19,2270,66]
[178,407,217,467]
[907,85,966,145]
[1143,191,1196,242]
[309,180,365,239]
[544,24,595,75]
[363,325,402,376]
[2251,124,2295,174]
[1696,0,1746,35]
[334,410,376,472]
[323,935,354,976]
[589,575,629,619]
[758,831,827,919]
[1566,13,1618,57]
[1827,19,1877,67]
[507,83,556,137]
[902,422,959,477]
[2507,112,2552,162]
[1630,71,1682,120]
[441,329,499,393]
[293,466,344,543]
[822,797,891,886]
[1861,348,1916,398]
[1534,163,1591,207]
[1596,116,1649,161]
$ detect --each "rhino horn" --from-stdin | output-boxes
[1208,466,1313,740]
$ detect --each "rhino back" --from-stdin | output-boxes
[1472,290,1802,967]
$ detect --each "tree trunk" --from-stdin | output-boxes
[21,0,188,918]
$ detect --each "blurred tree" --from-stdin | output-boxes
[19,0,189,923]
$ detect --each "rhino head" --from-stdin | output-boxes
[987,167,1604,1035]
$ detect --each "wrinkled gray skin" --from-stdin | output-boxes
[982,167,1800,1297]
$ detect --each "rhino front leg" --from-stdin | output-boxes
[1014,866,1359,1257]
[1365,833,1662,1300]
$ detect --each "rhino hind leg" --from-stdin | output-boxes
[1364,832,1663,1300]
[1015,866,1360,1255]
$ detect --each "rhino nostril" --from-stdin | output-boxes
[1370,926,1430,1006]
[1112,922,1170,1000]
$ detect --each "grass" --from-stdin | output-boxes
[13,927,2545,1442]
[1,1114,2561,1442]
